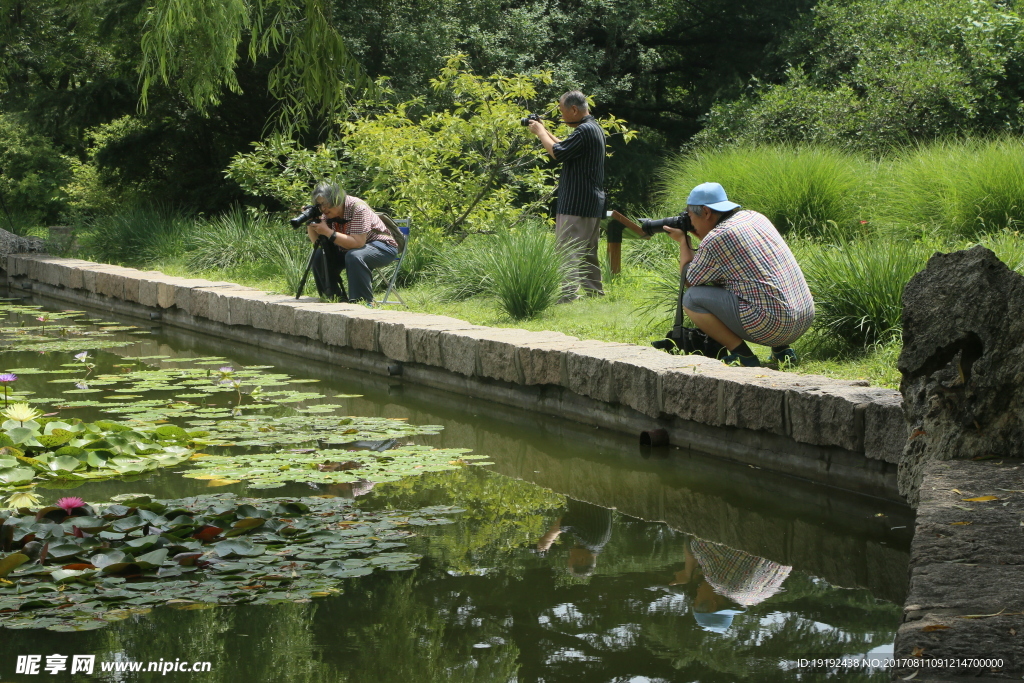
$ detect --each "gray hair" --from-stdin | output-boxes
[687,204,706,217]
[560,90,589,111]
[312,181,346,209]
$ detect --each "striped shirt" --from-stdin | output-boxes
[327,195,398,249]
[690,538,792,607]
[552,115,606,218]
[687,210,815,346]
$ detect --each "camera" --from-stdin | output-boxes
[520,113,543,126]
[641,212,693,236]
[289,205,322,229]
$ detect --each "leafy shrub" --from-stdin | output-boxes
[696,0,1024,151]
[79,203,194,266]
[880,138,1024,238]
[0,114,72,227]
[802,238,936,349]
[657,145,872,238]
[480,229,572,320]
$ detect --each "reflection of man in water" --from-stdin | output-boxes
[536,498,613,577]
[670,536,792,633]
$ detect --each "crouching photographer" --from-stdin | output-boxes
[659,182,814,367]
[301,181,398,303]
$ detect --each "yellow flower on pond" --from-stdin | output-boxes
[3,491,42,509]
[2,403,42,424]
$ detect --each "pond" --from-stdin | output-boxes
[0,294,912,682]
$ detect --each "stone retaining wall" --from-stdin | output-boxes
[3,254,909,498]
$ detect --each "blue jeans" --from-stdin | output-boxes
[311,241,398,303]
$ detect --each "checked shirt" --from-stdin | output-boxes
[687,210,814,346]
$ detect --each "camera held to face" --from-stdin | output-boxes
[290,205,323,229]
[641,212,693,237]
[520,113,543,126]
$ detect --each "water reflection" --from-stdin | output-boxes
[1,294,904,681]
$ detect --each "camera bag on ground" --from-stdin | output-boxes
[652,271,726,359]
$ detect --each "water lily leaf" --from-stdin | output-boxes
[49,455,84,472]
[0,552,29,578]
[134,549,169,568]
[212,539,264,558]
[50,568,95,583]
[47,543,86,560]
[90,550,127,568]
[6,427,42,447]
[0,467,34,485]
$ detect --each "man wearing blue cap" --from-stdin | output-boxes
[663,182,814,366]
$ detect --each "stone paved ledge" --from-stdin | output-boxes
[3,253,908,481]
[893,459,1024,680]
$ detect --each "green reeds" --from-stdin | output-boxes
[78,203,193,266]
[801,237,935,350]
[880,137,1024,238]
[657,144,873,238]
[481,229,572,320]
[188,206,283,270]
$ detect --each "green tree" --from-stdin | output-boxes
[228,55,636,237]
[696,0,1024,150]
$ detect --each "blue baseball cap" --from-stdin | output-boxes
[687,182,741,212]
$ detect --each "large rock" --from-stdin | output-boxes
[898,246,1024,504]
[0,227,44,260]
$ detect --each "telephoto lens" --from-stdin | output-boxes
[520,113,542,126]
[289,205,323,229]
[640,212,692,236]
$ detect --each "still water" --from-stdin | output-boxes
[0,296,912,682]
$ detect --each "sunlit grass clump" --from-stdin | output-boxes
[880,137,1024,238]
[657,144,873,238]
[800,237,936,350]
[480,229,572,320]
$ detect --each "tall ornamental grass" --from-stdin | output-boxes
[188,206,285,270]
[481,229,573,320]
[430,235,494,301]
[881,138,1024,238]
[657,144,873,238]
[79,204,193,266]
[979,230,1024,274]
[801,237,936,349]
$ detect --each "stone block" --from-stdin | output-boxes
[660,358,735,426]
[225,290,266,326]
[608,348,714,418]
[720,370,811,435]
[58,260,88,289]
[405,318,479,367]
[319,308,351,347]
[785,382,884,452]
[514,337,600,386]
[171,278,219,315]
[95,268,125,299]
[476,329,572,384]
[290,302,334,340]
[564,342,651,403]
[436,327,529,378]
[120,270,142,303]
[352,309,416,352]
[35,259,62,287]
[863,392,907,463]
[377,313,434,362]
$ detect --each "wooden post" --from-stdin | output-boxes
[605,210,648,275]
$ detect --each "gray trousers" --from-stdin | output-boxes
[555,214,603,296]
[683,285,756,343]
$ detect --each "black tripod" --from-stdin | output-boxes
[295,234,348,301]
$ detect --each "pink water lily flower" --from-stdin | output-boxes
[56,496,85,513]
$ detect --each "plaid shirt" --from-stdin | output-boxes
[687,210,814,346]
[327,196,397,249]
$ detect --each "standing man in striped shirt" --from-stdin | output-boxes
[527,91,606,302]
